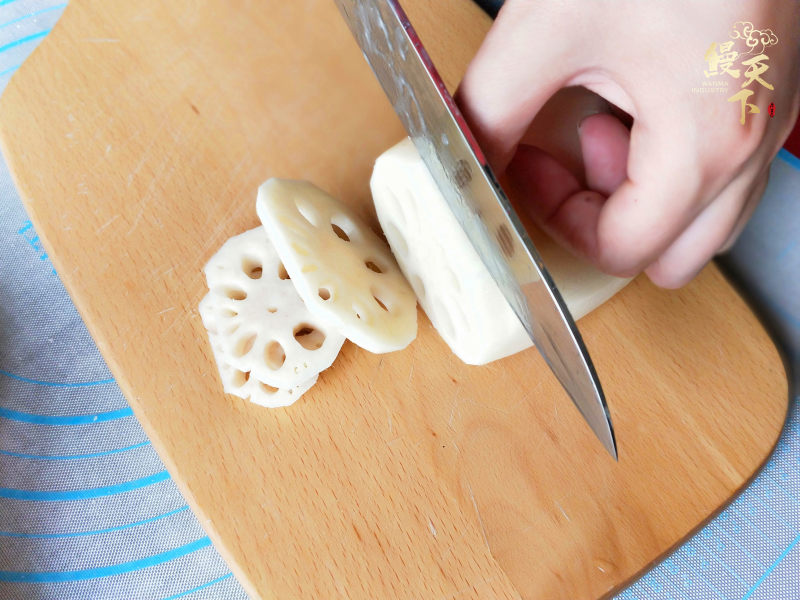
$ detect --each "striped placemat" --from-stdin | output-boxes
[0,5,247,599]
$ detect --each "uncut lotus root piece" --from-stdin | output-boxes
[370,138,631,365]
[199,227,344,389]
[205,329,317,408]
[256,179,417,353]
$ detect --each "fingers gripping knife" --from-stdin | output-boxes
[334,0,618,459]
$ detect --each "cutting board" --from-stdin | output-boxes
[0,1,788,598]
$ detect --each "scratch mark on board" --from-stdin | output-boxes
[448,394,460,430]
[460,394,511,417]
[466,481,490,552]
[95,214,119,233]
[555,500,570,522]
[163,312,192,335]
[427,517,437,538]
[126,155,176,236]
[126,207,145,237]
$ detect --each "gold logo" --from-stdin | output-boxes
[699,22,779,125]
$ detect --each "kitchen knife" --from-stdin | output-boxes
[334,0,617,459]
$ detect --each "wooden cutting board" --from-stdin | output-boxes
[0,1,788,598]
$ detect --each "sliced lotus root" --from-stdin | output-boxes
[256,179,417,353]
[200,227,344,388]
[370,138,631,365]
[205,329,316,408]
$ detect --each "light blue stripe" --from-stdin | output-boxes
[0,505,190,539]
[0,3,66,29]
[0,470,170,501]
[750,493,794,531]
[678,545,726,600]
[695,536,748,587]
[733,503,784,552]
[0,537,212,582]
[778,147,800,171]
[0,29,50,54]
[0,440,150,460]
[162,573,234,600]
[0,63,17,77]
[764,475,800,507]
[0,405,132,425]
[741,532,800,599]
[776,239,797,262]
[0,368,115,387]
[0,0,21,6]
[714,522,767,569]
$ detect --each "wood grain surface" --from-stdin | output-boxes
[0,1,788,598]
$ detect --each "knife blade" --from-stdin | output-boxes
[334,0,617,459]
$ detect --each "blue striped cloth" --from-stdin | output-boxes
[0,4,247,599]
[0,2,798,599]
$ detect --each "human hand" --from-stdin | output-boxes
[456,0,800,287]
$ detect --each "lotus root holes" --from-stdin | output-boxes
[296,200,318,226]
[223,287,247,301]
[293,324,325,351]
[331,223,350,242]
[232,370,250,386]
[233,333,257,358]
[242,257,263,279]
[259,381,278,395]
[373,296,389,312]
[264,340,286,370]
[365,260,383,273]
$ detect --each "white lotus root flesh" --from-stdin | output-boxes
[205,329,318,408]
[257,178,417,353]
[370,138,631,365]
[199,227,344,406]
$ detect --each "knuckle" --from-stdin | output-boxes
[705,120,765,178]
[595,222,651,276]
[645,260,698,289]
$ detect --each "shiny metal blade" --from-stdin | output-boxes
[334,0,617,459]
